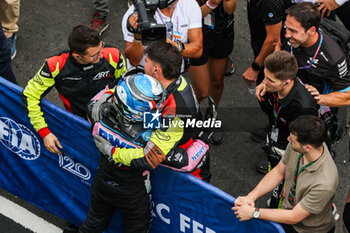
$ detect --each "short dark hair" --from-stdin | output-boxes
[264,50,298,81]
[289,115,326,148]
[145,41,182,80]
[68,25,101,55]
[286,2,321,31]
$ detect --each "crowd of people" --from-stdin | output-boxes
[1,0,349,232]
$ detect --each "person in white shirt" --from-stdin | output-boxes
[121,0,203,67]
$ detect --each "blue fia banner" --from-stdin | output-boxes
[0,77,284,233]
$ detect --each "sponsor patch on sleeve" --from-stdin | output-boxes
[337,60,348,78]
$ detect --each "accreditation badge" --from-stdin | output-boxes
[271,127,279,142]
[204,12,215,29]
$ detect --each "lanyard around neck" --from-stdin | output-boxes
[290,31,323,70]
[156,9,179,35]
[288,153,316,205]
[294,153,316,184]
[272,94,283,128]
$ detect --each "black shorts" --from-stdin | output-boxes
[190,28,234,66]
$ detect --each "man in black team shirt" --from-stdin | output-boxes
[281,2,350,107]
[244,0,293,85]
[280,2,350,157]
[244,0,294,142]
[255,50,318,208]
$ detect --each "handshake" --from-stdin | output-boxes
[231,195,257,221]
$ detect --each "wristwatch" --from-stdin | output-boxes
[176,40,185,52]
[251,61,261,71]
[253,207,260,219]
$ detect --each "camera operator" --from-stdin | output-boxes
[121,0,203,67]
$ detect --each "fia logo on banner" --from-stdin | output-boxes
[0,117,41,160]
[143,111,161,129]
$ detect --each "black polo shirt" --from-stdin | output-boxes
[264,78,318,149]
[247,0,293,57]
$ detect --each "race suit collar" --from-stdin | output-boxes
[165,76,181,94]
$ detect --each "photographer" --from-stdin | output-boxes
[121,0,203,67]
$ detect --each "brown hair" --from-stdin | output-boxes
[289,115,326,148]
[264,50,298,81]
[286,2,321,31]
[145,41,182,80]
[68,25,101,55]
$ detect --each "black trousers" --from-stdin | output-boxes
[78,168,151,233]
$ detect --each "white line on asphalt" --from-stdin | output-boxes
[0,196,62,233]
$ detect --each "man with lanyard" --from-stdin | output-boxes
[280,2,350,157]
[22,25,127,154]
[254,51,318,208]
[244,0,294,143]
[281,3,350,107]
[121,0,203,68]
[233,115,339,233]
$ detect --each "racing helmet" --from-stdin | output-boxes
[112,73,165,123]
